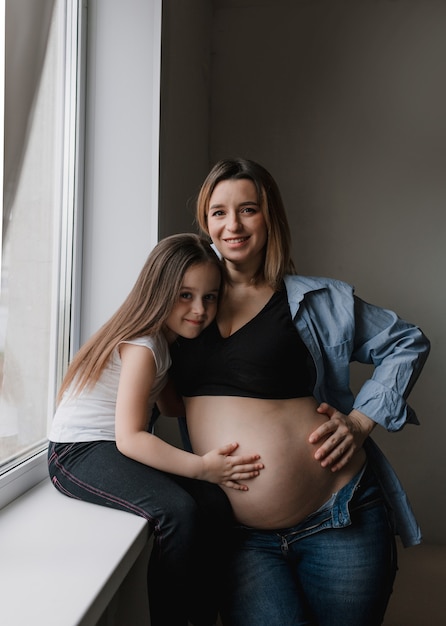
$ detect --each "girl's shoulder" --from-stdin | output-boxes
[118,333,171,378]
[119,333,170,362]
[122,335,159,349]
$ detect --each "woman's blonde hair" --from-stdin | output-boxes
[196,158,296,289]
[57,233,223,402]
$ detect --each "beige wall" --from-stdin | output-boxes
[160,0,445,544]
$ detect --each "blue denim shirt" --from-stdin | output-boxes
[284,275,430,547]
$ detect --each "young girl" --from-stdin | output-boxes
[48,233,264,626]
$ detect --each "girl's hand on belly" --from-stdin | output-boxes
[309,403,376,471]
[201,442,264,490]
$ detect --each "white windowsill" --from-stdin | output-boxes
[0,477,149,626]
[0,448,49,510]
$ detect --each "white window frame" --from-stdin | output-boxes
[1,0,162,509]
[0,0,87,509]
[0,2,4,268]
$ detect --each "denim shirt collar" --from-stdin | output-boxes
[283,274,327,317]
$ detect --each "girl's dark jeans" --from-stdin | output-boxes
[48,440,233,626]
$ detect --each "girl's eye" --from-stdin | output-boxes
[179,292,192,300]
[204,294,218,302]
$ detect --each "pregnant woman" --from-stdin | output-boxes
[170,158,430,626]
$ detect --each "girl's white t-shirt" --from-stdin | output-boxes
[48,334,171,443]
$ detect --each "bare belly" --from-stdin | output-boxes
[185,396,366,529]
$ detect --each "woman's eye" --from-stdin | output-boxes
[241,206,256,214]
[209,209,224,217]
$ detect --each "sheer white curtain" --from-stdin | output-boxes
[1,0,62,466]
[3,0,55,233]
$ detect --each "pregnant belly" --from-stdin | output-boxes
[185,396,366,529]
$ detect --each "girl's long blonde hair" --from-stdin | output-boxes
[196,158,296,289]
[57,233,223,402]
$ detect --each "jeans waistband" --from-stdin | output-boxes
[237,461,383,545]
[329,461,368,528]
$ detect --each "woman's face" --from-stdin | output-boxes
[207,178,268,270]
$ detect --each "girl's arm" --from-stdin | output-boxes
[115,343,263,490]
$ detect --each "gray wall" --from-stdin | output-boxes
[159,0,213,235]
[160,0,445,544]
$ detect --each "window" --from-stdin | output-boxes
[0,0,84,505]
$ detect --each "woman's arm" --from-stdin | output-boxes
[351,295,430,431]
[309,296,430,471]
[115,343,264,490]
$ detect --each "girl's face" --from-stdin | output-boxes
[163,262,221,343]
[206,178,268,270]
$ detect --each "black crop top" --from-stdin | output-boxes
[169,287,314,400]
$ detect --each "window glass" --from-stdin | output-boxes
[0,0,81,475]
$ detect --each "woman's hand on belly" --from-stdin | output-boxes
[309,403,376,472]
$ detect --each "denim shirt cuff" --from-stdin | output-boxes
[353,379,420,431]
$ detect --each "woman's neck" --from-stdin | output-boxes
[225,259,263,288]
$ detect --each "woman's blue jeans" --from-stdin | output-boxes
[220,463,397,626]
[48,441,233,626]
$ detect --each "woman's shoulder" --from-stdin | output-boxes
[283,275,356,321]
[284,274,354,296]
